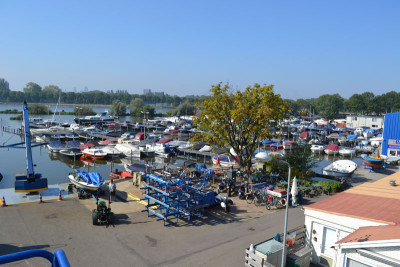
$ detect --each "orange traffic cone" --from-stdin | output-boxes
[2,196,7,207]
[57,190,62,201]
[39,192,43,203]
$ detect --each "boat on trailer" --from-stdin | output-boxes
[361,154,385,169]
[68,170,105,191]
[322,160,357,177]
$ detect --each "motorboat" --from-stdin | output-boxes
[355,145,375,154]
[115,143,141,158]
[146,138,176,158]
[47,140,64,153]
[310,143,325,153]
[324,144,339,155]
[65,141,81,149]
[370,136,383,147]
[361,154,385,169]
[98,139,119,146]
[338,147,356,157]
[74,112,114,125]
[363,129,375,139]
[59,148,82,158]
[65,132,80,140]
[82,148,107,159]
[68,170,105,191]
[322,160,357,177]
[101,145,123,158]
[270,142,283,151]
[283,141,297,150]
[212,155,237,167]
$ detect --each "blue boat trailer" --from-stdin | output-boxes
[141,174,216,226]
[0,249,70,267]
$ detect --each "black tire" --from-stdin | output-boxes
[92,212,98,225]
[246,195,253,204]
[266,203,271,210]
[108,213,113,224]
[276,201,283,209]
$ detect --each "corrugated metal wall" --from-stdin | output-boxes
[382,113,400,155]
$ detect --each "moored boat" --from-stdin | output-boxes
[283,141,297,150]
[59,148,82,158]
[82,148,107,159]
[212,155,237,167]
[338,147,356,157]
[324,144,339,155]
[310,143,325,153]
[47,140,64,153]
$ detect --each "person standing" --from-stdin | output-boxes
[109,178,116,203]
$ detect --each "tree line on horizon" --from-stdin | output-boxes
[1,78,399,120]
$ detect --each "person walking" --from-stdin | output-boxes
[109,178,116,203]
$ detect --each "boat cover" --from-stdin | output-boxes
[49,140,63,148]
[126,164,147,173]
[347,134,357,140]
[66,141,80,148]
[76,170,104,186]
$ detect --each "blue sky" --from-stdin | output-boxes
[1,0,399,99]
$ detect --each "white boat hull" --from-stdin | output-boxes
[68,174,103,191]
[322,160,357,177]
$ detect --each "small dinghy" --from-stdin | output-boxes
[68,170,105,191]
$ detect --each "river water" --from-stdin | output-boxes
[0,103,363,190]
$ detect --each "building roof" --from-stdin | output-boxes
[305,171,400,225]
[336,225,400,244]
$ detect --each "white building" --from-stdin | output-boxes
[304,173,400,266]
[346,115,384,129]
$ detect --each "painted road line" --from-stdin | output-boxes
[128,193,157,209]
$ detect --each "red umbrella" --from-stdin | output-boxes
[216,156,220,165]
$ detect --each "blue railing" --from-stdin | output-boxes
[0,249,70,267]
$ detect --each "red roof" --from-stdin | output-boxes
[305,192,400,225]
[156,138,173,144]
[337,225,400,244]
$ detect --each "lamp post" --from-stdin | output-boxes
[254,152,291,267]
[141,111,149,136]
[280,160,291,267]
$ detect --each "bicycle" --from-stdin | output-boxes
[266,195,285,210]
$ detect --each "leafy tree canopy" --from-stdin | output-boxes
[110,100,127,116]
[129,98,155,118]
[43,85,62,94]
[29,103,51,115]
[192,82,287,172]
[0,78,10,91]
[73,107,95,116]
[169,100,196,116]
[23,82,42,93]
[314,94,344,120]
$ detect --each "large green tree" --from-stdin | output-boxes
[0,78,10,91]
[129,98,155,117]
[314,94,344,120]
[110,100,127,116]
[23,82,42,93]
[193,83,287,172]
